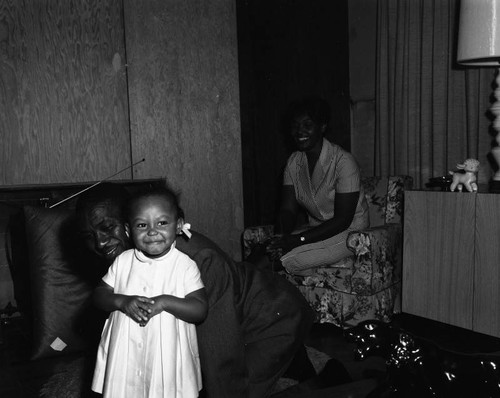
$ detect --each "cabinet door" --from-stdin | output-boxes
[474,194,500,338]
[403,191,475,329]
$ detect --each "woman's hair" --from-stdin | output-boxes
[287,96,331,126]
[125,184,183,221]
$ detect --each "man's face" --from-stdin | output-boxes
[79,201,131,263]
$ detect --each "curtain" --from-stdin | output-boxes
[376,0,494,188]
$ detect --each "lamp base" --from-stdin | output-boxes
[489,180,500,193]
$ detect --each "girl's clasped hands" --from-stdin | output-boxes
[121,295,155,327]
[122,295,176,327]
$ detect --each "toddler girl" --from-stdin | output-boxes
[91,186,207,398]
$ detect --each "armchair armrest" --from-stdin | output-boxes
[346,224,402,294]
[242,225,274,259]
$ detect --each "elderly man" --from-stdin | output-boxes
[76,183,315,398]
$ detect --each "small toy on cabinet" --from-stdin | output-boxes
[449,158,480,192]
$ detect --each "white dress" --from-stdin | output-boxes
[91,243,204,398]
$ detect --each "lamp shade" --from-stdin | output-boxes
[457,0,500,65]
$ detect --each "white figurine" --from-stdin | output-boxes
[449,158,480,192]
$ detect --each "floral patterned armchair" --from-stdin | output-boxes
[242,176,413,328]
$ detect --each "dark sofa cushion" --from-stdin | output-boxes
[23,205,101,360]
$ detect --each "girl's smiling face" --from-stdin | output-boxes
[127,195,182,258]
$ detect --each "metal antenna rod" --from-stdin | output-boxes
[49,158,146,208]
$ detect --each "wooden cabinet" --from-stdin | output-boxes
[403,190,500,338]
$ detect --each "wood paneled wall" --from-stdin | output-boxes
[0,0,243,311]
[124,0,243,259]
[0,0,131,184]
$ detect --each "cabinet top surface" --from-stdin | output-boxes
[409,187,496,195]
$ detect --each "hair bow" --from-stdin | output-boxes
[181,222,192,239]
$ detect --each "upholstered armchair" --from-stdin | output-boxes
[242,175,413,328]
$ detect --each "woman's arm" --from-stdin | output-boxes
[93,280,154,324]
[149,288,208,324]
[270,191,359,253]
[291,191,359,244]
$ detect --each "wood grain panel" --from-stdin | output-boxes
[474,194,500,337]
[403,191,475,329]
[124,0,243,259]
[0,0,130,185]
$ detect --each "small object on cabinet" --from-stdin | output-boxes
[448,158,479,192]
[426,175,453,191]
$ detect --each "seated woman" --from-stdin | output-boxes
[76,182,316,398]
[266,97,369,276]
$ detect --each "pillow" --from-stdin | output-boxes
[23,205,101,360]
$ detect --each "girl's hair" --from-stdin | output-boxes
[125,185,183,221]
[287,96,331,126]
